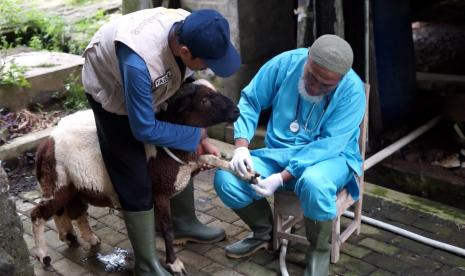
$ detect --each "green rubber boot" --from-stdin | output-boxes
[225,198,273,258]
[171,179,225,244]
[303,218,332,276]
[123,209,171,276]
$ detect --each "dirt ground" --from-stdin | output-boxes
[4,151,37,196]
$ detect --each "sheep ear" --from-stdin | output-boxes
[193,79,216,91]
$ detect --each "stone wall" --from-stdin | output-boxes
[181,0,296,102]
[0,165,34,276]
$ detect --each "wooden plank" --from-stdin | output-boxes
[277,232,309,245]
[339,222,359,243]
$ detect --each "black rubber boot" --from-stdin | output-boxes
[123,208,171,276]
[171,179,225,244]
[303,218,332,276]
[225,198,273,258]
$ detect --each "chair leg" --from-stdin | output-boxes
[354,200,363,235]
[331,216,341,263]
[273,209,282,251]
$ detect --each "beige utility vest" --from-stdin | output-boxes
[82,7,193,115]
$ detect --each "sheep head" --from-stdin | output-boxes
[157,82,240,127]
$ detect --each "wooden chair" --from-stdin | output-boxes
[272,84,370,263]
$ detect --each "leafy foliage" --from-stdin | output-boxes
[67,0,95,6]
[0,37,30,88]
[1,0,68,51]
[67,9,111,54]
[62,74,89,111]
[0,61,30,87]
[0,0,111,55]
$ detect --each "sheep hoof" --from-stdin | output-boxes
[65,233,80,248]
[36,255,52,268]
[89,234,101,246]
[167,258,186,275]
[43,256,52,267]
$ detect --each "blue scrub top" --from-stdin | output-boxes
[234,48,366,179]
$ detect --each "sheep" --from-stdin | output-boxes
[30,80,242,275]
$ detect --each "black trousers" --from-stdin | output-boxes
[86,94,153,211]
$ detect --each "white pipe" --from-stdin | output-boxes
[343,211,465,257]
[279,115,444,276]
[279,217,294,276]
[279,211,465,276]
[279,238,290,276]
[364,115,442,170]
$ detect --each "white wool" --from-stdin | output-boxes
[193,79,216,91]
[51,109,194,206]
[173,163,197,196]
[55,109,96,127]
[145,144,157,160]
[51,109,120,207]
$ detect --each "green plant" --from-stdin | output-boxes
[32,63,57,68]
[1,0,68,51]
[67,9,111,55]
[62,74,89,111]
[1,0,112,55]
[0,37,30,88]
[21,11,68,51]
[0,0,23,27]
[67,0,95,6]
[0,61,30,87]
[28,35,43,50]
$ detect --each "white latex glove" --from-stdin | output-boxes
[251,173,283,197]
[229,147,254,177]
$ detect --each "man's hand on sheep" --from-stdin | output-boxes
[196,131,221,171]
[230,147,254,178]
[251,173,283,197]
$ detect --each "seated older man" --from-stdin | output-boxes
[214,35,366,276]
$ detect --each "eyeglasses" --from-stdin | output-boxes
[307,70,339,90]
[304,62,340,93]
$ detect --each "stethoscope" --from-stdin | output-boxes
[289,95,330,133]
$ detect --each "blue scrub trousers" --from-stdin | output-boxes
[214,155,354,221]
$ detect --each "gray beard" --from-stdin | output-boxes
[298,75,323,103]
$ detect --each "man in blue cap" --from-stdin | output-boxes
[82,8,240,275]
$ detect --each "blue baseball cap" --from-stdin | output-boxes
[179,9,241,77]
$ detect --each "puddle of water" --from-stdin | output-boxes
[85,247,131,272]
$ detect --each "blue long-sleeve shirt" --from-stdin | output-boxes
[116,43,201,152]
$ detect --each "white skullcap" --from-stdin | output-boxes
[309,34,353,75]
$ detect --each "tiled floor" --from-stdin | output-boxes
[16,169,465,276]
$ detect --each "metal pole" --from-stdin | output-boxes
[364,0,369,83]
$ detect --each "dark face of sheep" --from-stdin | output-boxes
[158,83,240,127]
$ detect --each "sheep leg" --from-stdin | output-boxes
[154,195,186,275]
[30,187,75,267]
[53,209,80,248]
[198,154,260,183]
[75,212,101,246]
[31,215,50,267]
